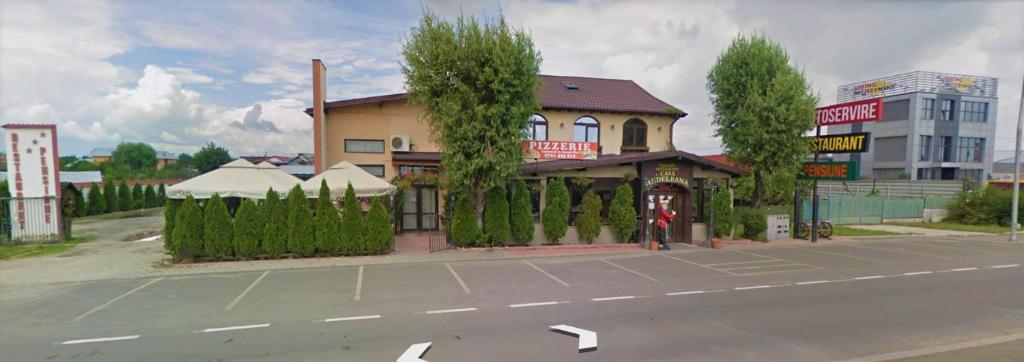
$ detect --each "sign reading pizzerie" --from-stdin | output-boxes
[523,141,598,160]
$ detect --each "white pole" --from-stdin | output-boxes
[1011,75,1024,241]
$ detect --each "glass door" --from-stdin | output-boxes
[401,186,439,231]
[402,188,418,231]
[421,187,438,230]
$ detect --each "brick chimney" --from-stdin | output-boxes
[312,59,327,174]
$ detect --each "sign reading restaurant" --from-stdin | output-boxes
[815,98,884,126]
[809,132,870,154]
[523,141,599,160]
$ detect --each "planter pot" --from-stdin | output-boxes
[712,238,725,249]
[649,241,659,251]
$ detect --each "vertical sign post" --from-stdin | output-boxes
[1011,75,1023,242]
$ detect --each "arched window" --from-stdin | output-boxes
[622,118,647,151]
[525,114,547,141]
[573,116,599,143]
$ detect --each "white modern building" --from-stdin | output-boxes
[828,71,998,184]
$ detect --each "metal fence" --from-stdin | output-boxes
[0,197,66,243]
[800,196,953,225]
[428,214,451,252]
[816,180,966,198]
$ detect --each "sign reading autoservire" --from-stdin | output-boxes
[815,98,884,126]
[522,141,598,160]
[799,161,860,181]
[809,132,871,154]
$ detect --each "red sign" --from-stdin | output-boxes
[815,98,884,126]
[523,141,598,160]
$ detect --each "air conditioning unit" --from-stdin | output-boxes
[390,135,411,152]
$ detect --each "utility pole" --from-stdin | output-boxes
[811,125,821,243]
[1011,75,1024,242]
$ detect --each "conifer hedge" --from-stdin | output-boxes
[157,184,167,205]
[541,177,570,243]
[131,183,144,210]
[262,189,288,258]
[163,198,177,251]
[286,185,316,257]
[711,191,733,237]
[87,183,105,215]
[172,195,204,261]
[144,185,157,208]
[483,186,510,247]
[451,196,482,247]
[103,181,117,213]
[339,183,365,255]
[233,199,262,259]
[203,193,233,259]
[576,189,602,244]
[365,196,393,254]
[118,180,132,212]
[509,180,534,246]
[315,180,343,256]
[609,183,637,243]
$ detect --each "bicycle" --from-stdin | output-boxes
[796,220,834,239]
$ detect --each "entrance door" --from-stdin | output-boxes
[402,186,438,231]
[650,189,691,244]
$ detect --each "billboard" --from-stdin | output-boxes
[523,141,598,160]
[799,161,859,181]
[2,124,62,240]
[810,132,871,154]
[815,98,884,126]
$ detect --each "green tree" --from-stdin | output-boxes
[711,190,734,238]
[262,189,288,258]
[286,185,315,257]
[143,185,157,208]
[609,183,637,243]
[203,193,233,259]
[364,196,393,254]
[103,181,117,213]
[157,184,167,205]
[233,199,262,259]
[192,142,232,173]
[509,180,534,246]
[86,183,106,215]
[171,196,204,261]
[131,183,144,209]
[541,177,570,243]
[451,196,482,247]
[707,34,817,208]
[110,142,157,173]
[402,12,541,220]
[575,189,602,244]
[163,198,177,251]
[339,183,365,255]
[483,186,510,247]
[314,180,343,256]
[117,180,132,211]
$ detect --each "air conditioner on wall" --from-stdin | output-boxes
[390,135,411,152]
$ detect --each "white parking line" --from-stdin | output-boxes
[704,259,779,267]
[950,267,979,272]
[653,252,738,275]
[509,301,568,308]
[524,261,570,287]
[903,271,934,276]
[591,296,635,302]
[991,264,1020,269]
[729,249,824,270]
[851,244,954,260]
[899,241,1006,256]
[734,285,775,290]
[446,263,472,294]
[324,314,381,323]
[354,265,364,301]
[795,280,832,285]
[792,246,896,265]
[666,290,709,296]
[600,259,659,281]
[425,307,478,315]
[202,323,271,333]
[853,275,886,280]
[61,335,140,345]
[225,270,270,311]
[72,276,164,322]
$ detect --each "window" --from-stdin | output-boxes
[917,168,930,180]
[881,100,910,121]
[357,164,385,177]
[621,118,648,151]
[939,136,953,162]
[957,137,985,163]
[960,169,983,184]
[573,116,599,143]
[919,135,932,161]
[959,101,988,122]
[525,114,547,141]
[345,139,385,153]
[940,99,955,121]
[920,98,935,120]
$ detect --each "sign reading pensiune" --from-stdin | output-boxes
[799,161,860,181]
[810,132,871,154]
[815,98,884,126]
[523,141,598,160]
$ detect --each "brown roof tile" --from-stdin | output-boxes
[520,150,745,176]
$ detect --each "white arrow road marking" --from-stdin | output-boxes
[397,342,431,362]
[550,324,597,352]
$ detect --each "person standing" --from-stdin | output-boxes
[656,200,676,250]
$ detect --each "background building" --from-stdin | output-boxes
[828,71,998,184]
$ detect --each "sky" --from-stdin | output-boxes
[1,0,1022,159]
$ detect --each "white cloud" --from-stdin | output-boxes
[166,67,215,84]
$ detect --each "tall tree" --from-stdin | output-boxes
[110,142,158,173]
[483,186,510,247]
[707,34,817,208]
[609,184,637,243]
[192,142,232,173]
[163,198,177,251]
[509,180,534,245]
[314,180,343,256]
[233,199,262,259]
[131,183,144,209]
[172,195,204,261]
[541,177,570,243]
[117,180,132,211]
[364,196,393,254]
[143,185,157,208]
[103,181,117,213]
[286,185,315,257]
[575,189,602,244]
[339,183,365,255]
[157,184,167,205]
[86,183,106,215]
[203,193,233,259]
[262,189,288,258]
[402,11,541,214]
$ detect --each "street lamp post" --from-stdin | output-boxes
[1011,75,1024,242]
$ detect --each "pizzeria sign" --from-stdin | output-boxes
[523,141,599,160]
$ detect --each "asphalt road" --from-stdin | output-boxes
[2,235,1024,361]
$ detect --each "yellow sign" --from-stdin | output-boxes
[938,75,978,93]
[810,132,870,154]
[853,80,896,96]
[645,163,690,189]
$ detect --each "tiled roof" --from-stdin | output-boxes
[309,75,686,117]
[520,150,744,176]
[89,147,113,157]
[700,154,750,172]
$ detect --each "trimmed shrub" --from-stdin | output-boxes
[117,180,132,211]
[144,185,157,208]
[172,196,204,261]
[163,198,177,251]
[483,186,510,247]
[541,177,570,243]
[314,180,343,255]
[948,188,1023,226]
[87,183,105,215]
[451,196,482,247]
[711,191,734,237]
[157,184,167,205]
[233,199,262,259]
[739,208,767,240]
[262,189,288,258]
[339,183,366,255]
[509,180,534,246]
[365,196,393,254]
[609,183,637,243]
[286,185,316,257]
[575,189,602,244]
[71,188,86,217]
[131,183,144,210]
[103,181,117,213]
[203,193,233,259]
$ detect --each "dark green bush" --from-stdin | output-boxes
[711,191,734,237]
[739,208,767,240]
[172,195,204,261]
[608,183,637,243]
[339,183,366,255]
[315,180,343,255]
[575,189,602,244]
[144,185,157,208]
[286,185,315,257]
[87,183,105,215]
[510,180,534,245]
[131,183,144,209]
[542,177,570,243]
[233,199,262,259]
[157,184,167,205]
[103,181,117,213]
[451,196,482,247]
[948,188,1022,226]
[483,186,510,246]
[117,180,132,211]
[262,189,288,258]
[163,198,176,251]
[203,193,233,259]
[365,196,393,254]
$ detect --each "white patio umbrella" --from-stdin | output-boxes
[302,161,396,198]
[167,159,301,199]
